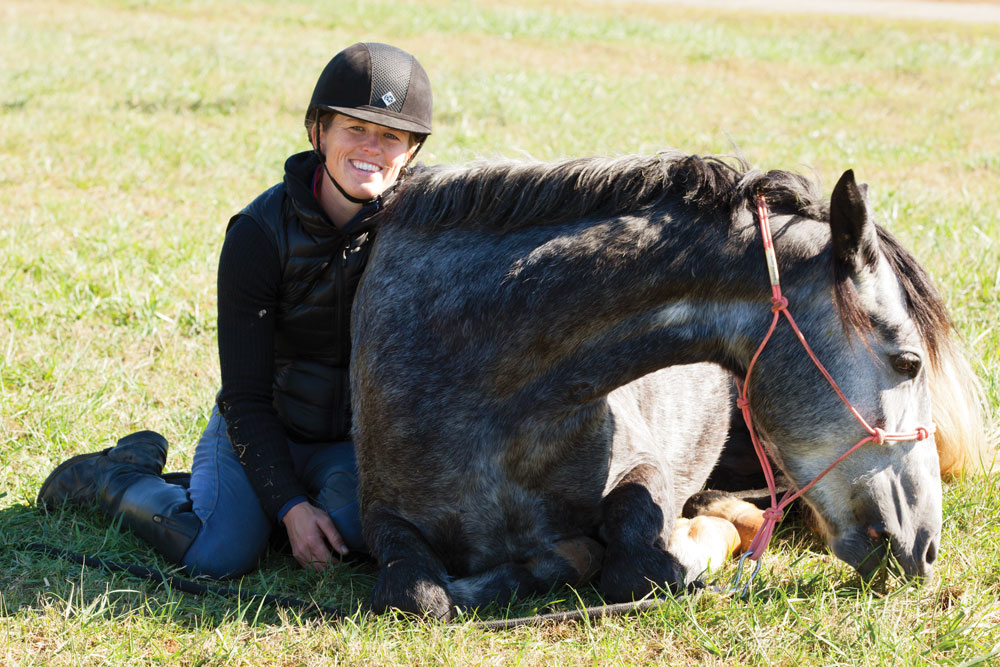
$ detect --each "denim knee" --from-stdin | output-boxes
[181,520,270,578]
[184,406,273,578]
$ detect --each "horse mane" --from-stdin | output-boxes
[384,152,825,232]
[382,152,950,364]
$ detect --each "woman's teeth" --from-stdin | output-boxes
[351,161,380,173]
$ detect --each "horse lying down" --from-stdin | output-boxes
[350,152,987,619]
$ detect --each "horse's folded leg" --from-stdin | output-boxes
[683,490,765,554]
[528,536,605,585]
[366,508,455,619]
[371,559,454,619]
[599,542,689,601]
[598,463,689,600]
[448,563,543,612]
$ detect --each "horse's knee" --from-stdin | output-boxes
[599,463,695,600]
[366,508,456,618]
[599,542,687,602]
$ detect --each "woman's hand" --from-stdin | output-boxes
[281,501,348,571]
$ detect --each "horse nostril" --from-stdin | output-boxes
[866,524,888,542]
[924,539,938,566]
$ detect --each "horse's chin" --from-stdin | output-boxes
[830,532,889,580]
[829,530,935,581]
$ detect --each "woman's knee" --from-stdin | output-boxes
[181,518,271,578]
[184,408,273,577]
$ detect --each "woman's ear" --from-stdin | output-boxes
[405,142,420,163]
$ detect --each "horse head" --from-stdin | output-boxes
[745,170,942,579]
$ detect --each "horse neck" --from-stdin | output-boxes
[494,208,773,405]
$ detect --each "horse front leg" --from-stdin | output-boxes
[366,507,456,620]
[428,536,605,614]
[598,462,690,601]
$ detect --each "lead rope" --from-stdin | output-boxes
[722,194,934,596]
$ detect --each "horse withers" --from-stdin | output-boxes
[351,153,950,619]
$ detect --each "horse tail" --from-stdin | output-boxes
[930,333,996,477]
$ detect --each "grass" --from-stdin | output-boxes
[1,0,998,664]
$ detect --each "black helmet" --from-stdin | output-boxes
[306,42,433,137]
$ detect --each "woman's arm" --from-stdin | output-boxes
[215,216,308,520]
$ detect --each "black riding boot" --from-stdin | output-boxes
[114,474,201,563]
[38,430,201,564]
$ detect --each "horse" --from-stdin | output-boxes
[349,152,979,619]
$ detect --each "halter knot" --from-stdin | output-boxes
[916,427,929,441]
[871,428,887,445]
[770,296,788,312]
[762,507,784,522]
[736,397,750,410]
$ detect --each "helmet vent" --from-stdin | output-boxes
[367,42,411,113]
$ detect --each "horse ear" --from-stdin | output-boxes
[830,169,879,269]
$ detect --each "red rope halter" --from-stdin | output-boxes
[728,194,934,593]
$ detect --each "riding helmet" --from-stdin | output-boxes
[306,42,433,137]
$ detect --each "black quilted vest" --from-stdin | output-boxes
[228,152,376,443]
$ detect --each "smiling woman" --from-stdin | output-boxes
[313,114,420,224]
[37,41,434,581]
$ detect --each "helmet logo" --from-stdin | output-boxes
[381,91,397,107]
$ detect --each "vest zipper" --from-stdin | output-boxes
[337,242,349,436]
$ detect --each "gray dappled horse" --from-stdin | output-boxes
[351,153,947,619]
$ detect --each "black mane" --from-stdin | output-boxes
[381,152,828,232]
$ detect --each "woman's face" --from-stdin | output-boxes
[319,114,418,201]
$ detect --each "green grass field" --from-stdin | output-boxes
[2,0,999,664]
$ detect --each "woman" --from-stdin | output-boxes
[37,42,433,578]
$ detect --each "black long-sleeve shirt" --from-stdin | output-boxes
[215,216,308,515]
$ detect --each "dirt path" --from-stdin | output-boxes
[628,0,1000,24]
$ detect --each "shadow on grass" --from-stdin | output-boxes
[0,502,376,629]
[1,500,896,630]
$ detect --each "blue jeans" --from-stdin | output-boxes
[180,407,365,578]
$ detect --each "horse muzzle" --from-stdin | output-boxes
[828,468,942,580]
[831,523,939,580]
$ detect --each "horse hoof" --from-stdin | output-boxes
[667,516,741,580]
[598,544,685,602]
[370,561,455,620]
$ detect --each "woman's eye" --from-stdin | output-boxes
[891,352,922,378]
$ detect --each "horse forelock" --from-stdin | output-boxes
[751,171,949,364]
[874,226,951,366]
[828,225,950,366]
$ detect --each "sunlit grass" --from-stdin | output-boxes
[2,0,998,664]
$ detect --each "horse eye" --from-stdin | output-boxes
[891,352,922,378]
